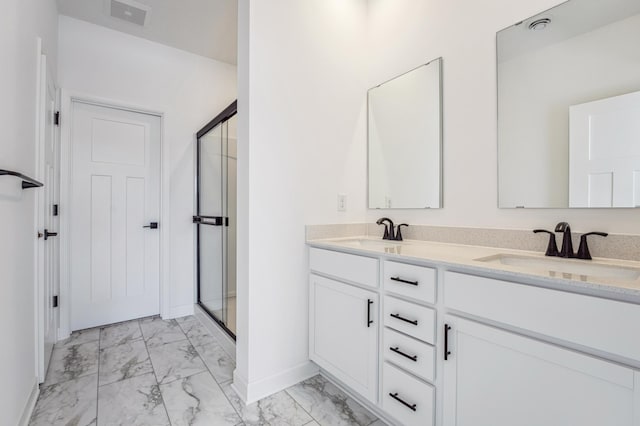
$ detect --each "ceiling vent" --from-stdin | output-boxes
[108,0,150,27]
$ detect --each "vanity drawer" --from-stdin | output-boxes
[384,296,436,344]
[309,248,378,288]
[382,362,434,426]
[383,261,436,304]
[384,327,435,383]
[445,271,640,361]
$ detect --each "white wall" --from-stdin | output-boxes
[58,16,237,319]
[236,0,368,402]
[364,0,640,235]
[0,0,58,424]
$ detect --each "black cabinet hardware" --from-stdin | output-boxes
[367,299,373,327]
[577,232,608,260]
[52,295,59,308]
[388,392,417,412]
[533,229,558,256]
[53,204,59,216]
[390,313,418,326]
[0,169,43,189]
[444,324,452,360]
[143,222,158,229]
[44,229,58,240]
[390,346,418,362]
[390,276,419,286]
[54,111,61,126]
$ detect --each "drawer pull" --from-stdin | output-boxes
[390,313,418,326]
[444,324,452,360]
[389,346,418,362]
[367,299,374,327]
[388,392,417,412]
[390,276,419,286]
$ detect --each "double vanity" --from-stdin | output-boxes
[307,231,640,426]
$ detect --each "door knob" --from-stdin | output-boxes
[143,222,158,229]
[44,229,58,240]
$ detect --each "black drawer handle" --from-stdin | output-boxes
[389,392,417,412]
[444,324,452,361]
[390,276,419,286]
[390,313,418,326]
[390,346,418,362]
[367,299,373,327]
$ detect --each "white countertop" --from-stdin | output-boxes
[307,236,640,303]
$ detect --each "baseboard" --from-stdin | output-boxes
[231,370,249,403]
[244,361,319,405]
[18,379,40,426]
[194,304,236,362]
[165,304,194,320]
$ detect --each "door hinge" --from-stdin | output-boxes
[52,295,59,308]
[54,111,60,126]
[53,204,59,216]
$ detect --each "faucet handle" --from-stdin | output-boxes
[533,229,559,257]
[576,232,608,260]
[396,224,409,241]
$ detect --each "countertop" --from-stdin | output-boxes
[307,236,640,303]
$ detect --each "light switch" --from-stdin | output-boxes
[337,194,347,212]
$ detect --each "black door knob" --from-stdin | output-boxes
[143,222,159,229]
[44,229,58,240]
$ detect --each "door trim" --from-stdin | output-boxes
[58,90,169,338]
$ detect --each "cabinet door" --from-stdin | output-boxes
[443,316,640,426]
[309,274,378,402]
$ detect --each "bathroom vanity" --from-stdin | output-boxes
[307,237,640,426]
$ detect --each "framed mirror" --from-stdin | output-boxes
[368,58,443,209]
[497,0,640,208]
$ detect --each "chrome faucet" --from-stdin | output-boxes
[554,222,575,258]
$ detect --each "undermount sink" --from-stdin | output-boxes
[337,238,404,248]
[476,254,640,281]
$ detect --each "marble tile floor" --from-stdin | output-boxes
[29,315,385,426]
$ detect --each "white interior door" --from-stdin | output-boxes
[36,54,60,381]
[569,90,640,207]
[70,101,160,330]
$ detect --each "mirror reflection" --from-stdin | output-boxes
[368,58,443,209]
[497,0,640,208]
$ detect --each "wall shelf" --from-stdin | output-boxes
[0,169,43,189]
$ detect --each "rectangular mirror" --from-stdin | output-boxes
[368,58,443,209]
[497,0,640,208]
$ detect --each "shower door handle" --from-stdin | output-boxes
[193,216,229,226]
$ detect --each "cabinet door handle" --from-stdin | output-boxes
[388,392,417,412]
[390,346,418,362]
[444,324,452,360]
[367,299,373,327]
[390,276,419,286]
[390,313,418,326]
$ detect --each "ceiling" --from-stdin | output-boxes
[498,0,640,63]
[57,0,238,65]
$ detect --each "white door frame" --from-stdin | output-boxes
[58,90,170,339]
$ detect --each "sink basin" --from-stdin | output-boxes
[475,254,640,281]
[337,238,403,248]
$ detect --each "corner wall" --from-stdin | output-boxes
[0,0,58,424]
[236,0,368,402]
[57,16,237,322]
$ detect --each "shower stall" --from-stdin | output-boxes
[194,101,237,338]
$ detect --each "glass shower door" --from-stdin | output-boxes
[195,102,237,338]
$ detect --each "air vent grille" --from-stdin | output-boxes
[110,0,149,27]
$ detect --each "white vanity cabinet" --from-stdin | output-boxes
[309,249,379,403]
[443,271,640,426]
[442,315,640,426]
